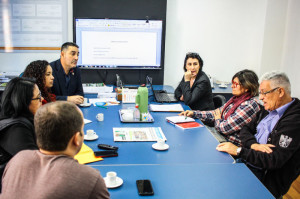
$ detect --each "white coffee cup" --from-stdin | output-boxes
[106,171,117,185]
[122,113,134,121]
[157,139,165,148]
[86,129,96,137]
[83,98,88,104]
[96,113,104,121]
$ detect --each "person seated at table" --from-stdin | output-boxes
[175,52,214,111]
[1,101,110,199]
[23,60,55,104]
[50,42,84,105]
[180,69,261,146]
[216,71,300,198]
[0,77,42,192]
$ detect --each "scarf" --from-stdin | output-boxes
[221,92,251,120]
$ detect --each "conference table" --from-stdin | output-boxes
[81,85,274,198]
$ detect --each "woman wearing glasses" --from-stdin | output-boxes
[0,77,42,191]
[181,69,261,146]
[23,60,55,104]
[175,53,214,110]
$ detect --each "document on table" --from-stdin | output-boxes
[149,104,184,112]
[166,116,195,124]
[89,98,120,106]
[113,127,167,142]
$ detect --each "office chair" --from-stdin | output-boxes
[213,95,226,109]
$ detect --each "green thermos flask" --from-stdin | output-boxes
[135,86,148,120]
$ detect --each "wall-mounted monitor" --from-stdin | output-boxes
[75,18,163,69]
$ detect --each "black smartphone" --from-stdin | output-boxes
[94,151,118,157]
[136,179,154,196]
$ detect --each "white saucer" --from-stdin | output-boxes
[84,134,98,141]
[152,143,169,151]
[79,103,92,107]
[104,177,123,188]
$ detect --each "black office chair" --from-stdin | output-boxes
[213,95,226,109]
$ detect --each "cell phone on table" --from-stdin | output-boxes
[94,150,118,157]
[136,179,154,196]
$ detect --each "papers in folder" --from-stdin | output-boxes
[165,116,195,124]
[149,104,184,112]
[74,143,103,164]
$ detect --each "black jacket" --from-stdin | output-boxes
[239,98,300,197]
[0,117,37,192]
[175,71,214,111]
[50,59,84,100]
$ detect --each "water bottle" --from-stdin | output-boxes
[135,86,148,121]
[134,105,140,121]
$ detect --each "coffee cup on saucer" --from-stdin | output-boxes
[104,171,123,188]
[83,98,88,104]
[152,139,169,151]
[84,129,98,141]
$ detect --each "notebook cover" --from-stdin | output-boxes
[175,122,203,129]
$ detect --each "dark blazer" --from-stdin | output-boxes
[175,71,214,111]
[50,59,84,100]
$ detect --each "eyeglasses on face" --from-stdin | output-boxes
[259,87,279,96]
[32,92,42,102]
[231,81,241,88]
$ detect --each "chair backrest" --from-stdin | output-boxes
[213,95,226,109]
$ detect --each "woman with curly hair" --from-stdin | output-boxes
[23,60,55,104]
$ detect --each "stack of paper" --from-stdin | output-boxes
[165,116,195,124]
[149,104,184,112]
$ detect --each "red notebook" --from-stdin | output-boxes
[175,122,203,129]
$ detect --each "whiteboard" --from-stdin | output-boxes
[0,0,68,53]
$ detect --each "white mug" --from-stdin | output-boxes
[96,113,104,121]
[86,129,96,137]
[106,171,117,185]
[157,139,165,148]
[83,98,88,104]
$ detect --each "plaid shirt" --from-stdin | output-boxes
[193,98,261,146]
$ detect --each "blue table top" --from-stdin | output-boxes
[81,103,234,165]
[92,164,274,199]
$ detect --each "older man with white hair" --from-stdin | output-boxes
[216,71,300,198]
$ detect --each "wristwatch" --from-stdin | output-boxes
[236,147,242,156]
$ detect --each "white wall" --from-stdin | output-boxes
[281,0,300,98]
[164,0,268,88]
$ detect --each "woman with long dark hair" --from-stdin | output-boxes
[23,60,55,104]
[0,77,42,191]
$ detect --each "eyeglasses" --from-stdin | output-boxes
[32,92,42,102]
[186,52,199,56]
[259,87,279,96]
[231,81,241,88]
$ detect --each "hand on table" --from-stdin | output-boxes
[180,95,184,101]
[179,110,194,117]
[67,95,84,104]
[216,142,239,156]
[250,143,275,153]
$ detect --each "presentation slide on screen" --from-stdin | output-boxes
[81,31,158,66]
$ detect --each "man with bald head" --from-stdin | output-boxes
[1,101,109,199]
[216,71,300,198]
